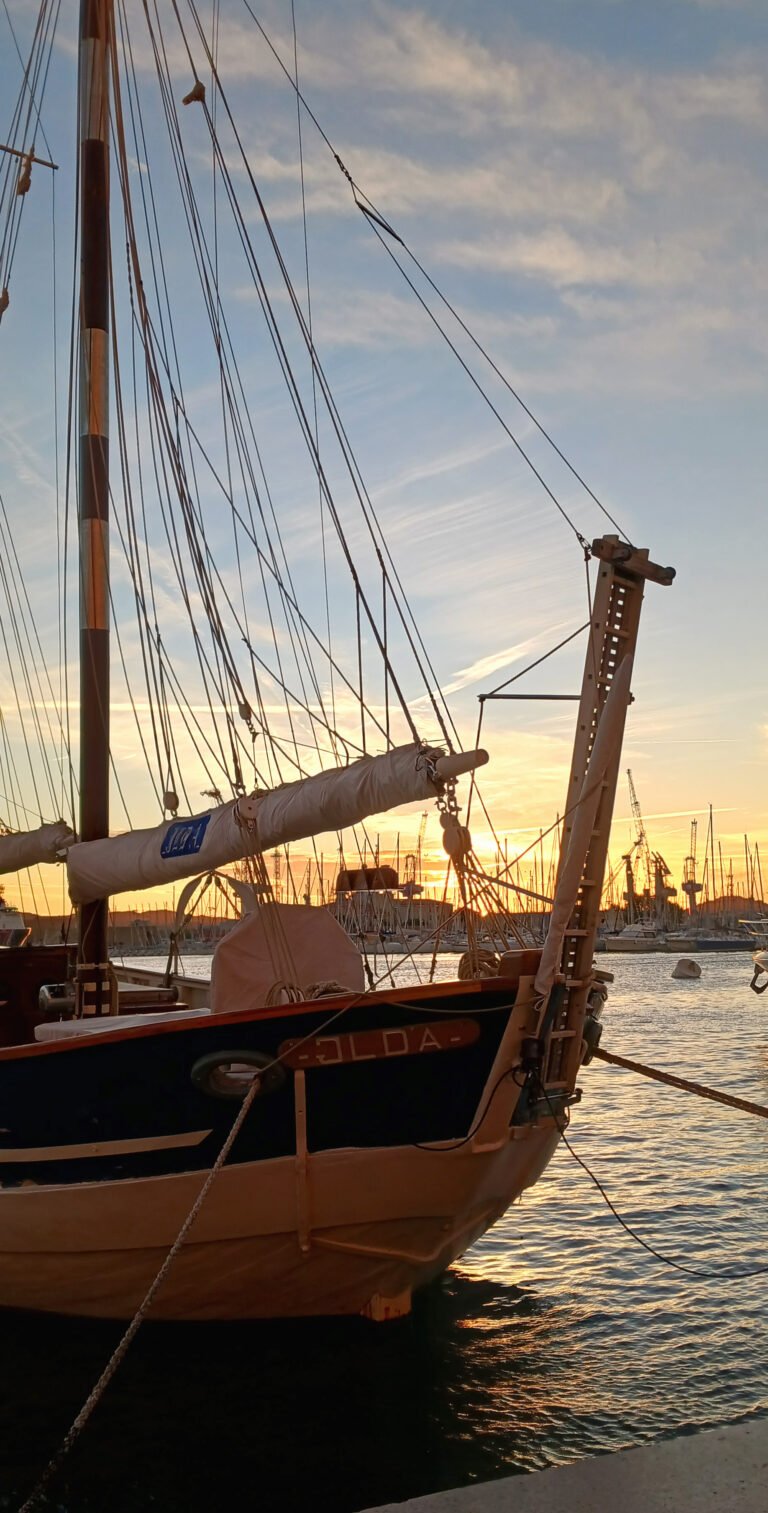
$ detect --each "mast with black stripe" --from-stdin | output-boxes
[76,0,113,1017]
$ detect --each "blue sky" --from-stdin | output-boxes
[0,0,766,910]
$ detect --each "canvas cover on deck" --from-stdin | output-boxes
[210,903,365,1013]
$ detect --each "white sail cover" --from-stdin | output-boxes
[0,820,75,874]
[67,742,446,904]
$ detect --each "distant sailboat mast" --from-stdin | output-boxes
[76,0,112,1016]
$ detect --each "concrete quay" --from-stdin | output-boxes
[362,1416,768,1513]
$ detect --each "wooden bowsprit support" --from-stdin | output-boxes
[543,535,674,1092]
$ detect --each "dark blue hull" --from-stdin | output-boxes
[0,980,516,1189]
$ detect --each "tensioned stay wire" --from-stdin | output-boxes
[237,0,630,545]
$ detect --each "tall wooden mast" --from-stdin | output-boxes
[76,0,113,1016]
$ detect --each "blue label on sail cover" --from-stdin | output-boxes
[161,815,211,860]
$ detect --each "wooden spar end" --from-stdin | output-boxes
[591,534,675,587]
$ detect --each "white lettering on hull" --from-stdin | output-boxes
[278,1017,480,1069]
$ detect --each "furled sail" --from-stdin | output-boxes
[66,742,488,904]
[0,821,75,875]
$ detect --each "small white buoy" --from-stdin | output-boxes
[672,957,701,980]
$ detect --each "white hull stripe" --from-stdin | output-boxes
[0,1130,212,1163]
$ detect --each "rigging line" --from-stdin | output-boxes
[117,6,246,782]
[124,311,241,784]
[0,0,60,285]
[464,704,485,831]
[361,213,630,543]
[132,257,350,761]
[381,554,390,746]
[106,483,166,811]
[51,146,68,820]
[543,1089,768,1282]
[153,647,242,795]
[151,403,382,754]
[0,547,63,815]
[141,67,378,776]
[238,0,629,543]
[208,58,259,791]
[290,0,338,749]
[123,296,174,798]
[188,118,421,746]
[0,2,45,268]
[215,53,609,791]
[484,620,590,698]
[132,16,336,751]
[61,11,83,837]
[130,329,317,784]
[366,217,588,550]
[0,591,49,818]
[171,7,423,743]
[0,0,57,164]
[108,262,173,814]
[0,789,61,824]
[465,862,553,907]
[0,724,50,917]
[0,494,73,770]
[198,108,453,752]
[150,2,483,841]
[113,226,180,800]
[117,3,179,407]
[170,55,454,761]
[115,46,285,784]
[0,0,51,195]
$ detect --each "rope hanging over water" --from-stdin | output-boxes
[593,1046,768,1121]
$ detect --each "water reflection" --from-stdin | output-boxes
[3,1277,561,1511]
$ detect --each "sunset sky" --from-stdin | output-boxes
[0,0,766,916]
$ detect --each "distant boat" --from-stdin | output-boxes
[603,922,666,953]
[739,919,768,950]
[0,892,29,948]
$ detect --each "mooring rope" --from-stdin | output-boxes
[593,1046,768,1121]
[16,1072,263,1513]
[16,986,371,1512]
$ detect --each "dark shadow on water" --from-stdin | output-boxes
[0,1275,564,1513]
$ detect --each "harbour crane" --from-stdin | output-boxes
[627,769,652,894]
[681,819,703,915]
[625,771,676,922]
[401,811,429,900]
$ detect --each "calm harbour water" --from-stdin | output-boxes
[2,952,767,1511]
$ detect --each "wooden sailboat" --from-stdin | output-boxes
[0,2,673,1320]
